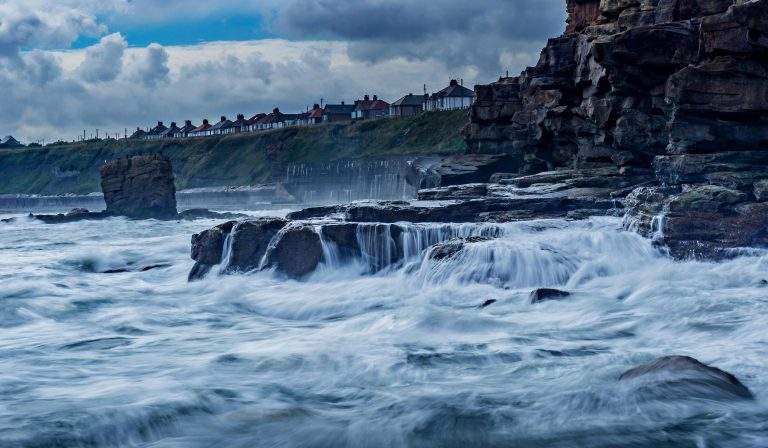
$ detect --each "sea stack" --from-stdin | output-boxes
[100,155,178,220]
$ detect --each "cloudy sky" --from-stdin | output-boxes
[0,0,565,143]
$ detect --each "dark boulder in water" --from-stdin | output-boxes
[529,288,571,304]
[263,225,323,279]
[225,218,288,273]
[619,355,754,401]
[189,218,288,280]
[188,221,237,281]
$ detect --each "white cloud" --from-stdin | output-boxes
[0,0,555,143]
[77,32,126,83]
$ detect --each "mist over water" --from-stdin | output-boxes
[2,209,768,447]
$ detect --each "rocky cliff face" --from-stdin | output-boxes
[465,0,768,258]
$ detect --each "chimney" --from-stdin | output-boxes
[313,103,320,110]
[373,95,378,101]
[341,101,345,105]
[450,79,459,87]
[170,122,176,128]
[364,94,370,101]
[185,120,192,126]
[273,107,280,114]
[237,114,244,120]
[220,116,226,122]
[203,119,209,126]
[157,121,163,127]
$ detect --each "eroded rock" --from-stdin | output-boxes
[100,155,177,219]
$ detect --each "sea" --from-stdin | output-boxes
[1,204,767,447]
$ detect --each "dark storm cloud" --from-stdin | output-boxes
[275,0,566,75]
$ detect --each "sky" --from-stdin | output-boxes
[0,0,566,143]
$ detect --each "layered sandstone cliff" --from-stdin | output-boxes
[465,0,768,258]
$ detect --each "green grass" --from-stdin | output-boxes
[0,110,468,195]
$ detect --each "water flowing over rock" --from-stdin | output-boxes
[100,155,178,220]
[406,154,519,189]
[263,225,324,279]
[620,356,754,401]
[529,288,572,304]
[463,0,768,259]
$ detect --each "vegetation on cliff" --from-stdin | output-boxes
[0,110,467,195]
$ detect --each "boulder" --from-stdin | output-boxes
[263,225,323,279]
[619,355,754,401]
[100,155,177,219]
[529,288,572,304]
[189,221,237,281]
[224,218,288,273]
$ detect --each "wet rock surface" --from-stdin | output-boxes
[263,225,323,279]
[189,218,287,280]
[428,237,490,261]
[406,154,519,189]
[620,356,754,401]
[529,288,572,304]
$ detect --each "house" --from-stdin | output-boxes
[189,119,213,137]
[246,113,267,132]
[279,114,300,128]
[158,122,181,139]
[128,128,147,139]
[230,114,249,133]
[390,94,426,117]
[256,108,285,130]
[323,102,355,122]
[424,79,475,111]
[209,116,234,135]
[0,135,22,148]
[353,95,390,120]
[307,104,324,125]
[174,120,197,138]
[145,121,168,140]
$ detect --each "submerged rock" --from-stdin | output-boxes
[263,225,323,279]
[620,355,754,401]
[30,208,109,224]
[529,288,571,304]
[428,237,490,261]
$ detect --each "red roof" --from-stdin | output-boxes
[354,99,389,111]
[191,122,212,133]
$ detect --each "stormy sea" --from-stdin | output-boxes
[1,207,767,447]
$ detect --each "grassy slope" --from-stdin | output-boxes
[0,110,468,195]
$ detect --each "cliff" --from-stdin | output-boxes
[0,110,467,195]
[464,0,768,258]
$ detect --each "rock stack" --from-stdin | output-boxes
[100,155,178,220]
[465,0,768,259]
